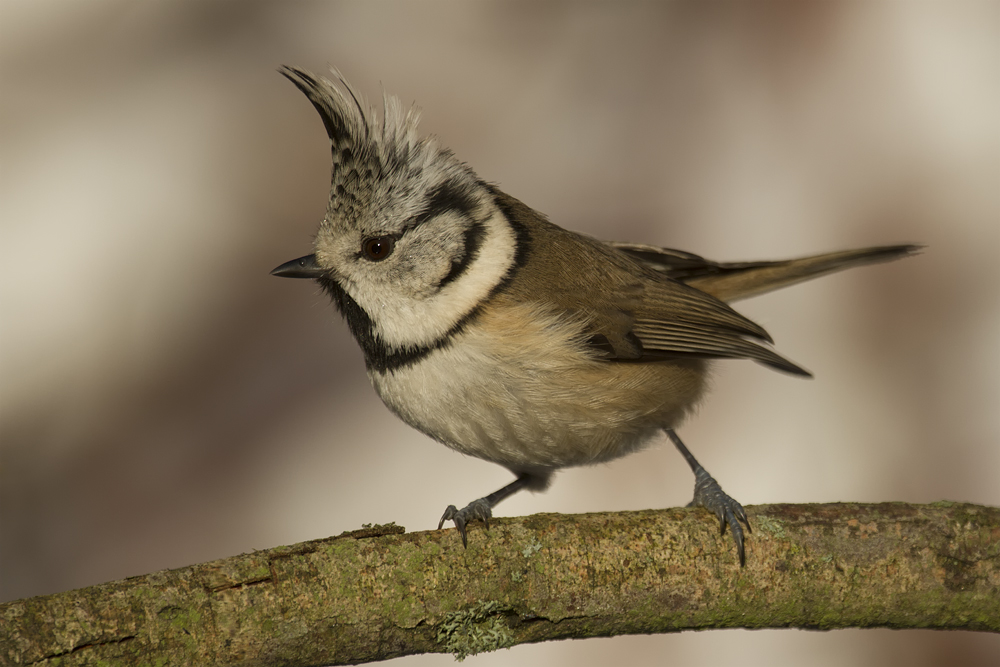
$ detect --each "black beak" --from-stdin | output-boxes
[271,254,324,279]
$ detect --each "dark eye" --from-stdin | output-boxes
[362,236,395,261]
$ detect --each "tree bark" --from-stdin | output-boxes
[3,502,998,666]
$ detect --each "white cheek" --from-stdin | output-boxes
[351,207,517,349]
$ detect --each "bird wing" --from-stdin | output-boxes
[490,189,810,376]
[589,278,809,376]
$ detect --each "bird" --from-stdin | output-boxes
[271,66,918,566]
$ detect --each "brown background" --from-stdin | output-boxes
[2,2,998,665]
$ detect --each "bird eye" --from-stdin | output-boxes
[362,236,395,261]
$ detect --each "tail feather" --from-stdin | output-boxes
[612,243,921,302]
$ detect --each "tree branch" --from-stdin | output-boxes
[3,502,998,665]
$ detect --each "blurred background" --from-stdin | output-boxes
[2,1,998,665]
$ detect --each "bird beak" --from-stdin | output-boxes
[271,254,324,279]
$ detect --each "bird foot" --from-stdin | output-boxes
[438,498,493,547]
[688,467,751,566]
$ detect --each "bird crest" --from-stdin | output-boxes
[279,66,465,227]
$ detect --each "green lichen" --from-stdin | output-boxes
[754,515,786,539]
[159,605,202,632]
[360,521,401,532]
[436,600,514,661]
[521,538,542,558]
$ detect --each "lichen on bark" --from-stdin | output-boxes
[2,503,998,666]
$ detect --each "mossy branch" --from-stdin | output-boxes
[3,502,998,665]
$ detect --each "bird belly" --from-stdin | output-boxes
[369,303,708,473]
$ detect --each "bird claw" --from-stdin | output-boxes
[438,498,493,547]
[688,468,751,567]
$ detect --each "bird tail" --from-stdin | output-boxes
[689,245,921,302]
[613,242,921,303]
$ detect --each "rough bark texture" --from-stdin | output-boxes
[3,502,998,666]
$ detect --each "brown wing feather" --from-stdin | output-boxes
[491,189,810,376]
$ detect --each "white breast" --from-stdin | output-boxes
[368,301,708,474]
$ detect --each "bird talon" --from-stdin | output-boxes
[437,504,459,530]
[689,468,751,566]
[438,498,493,547]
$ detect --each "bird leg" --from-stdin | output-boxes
[667,429,751,566]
